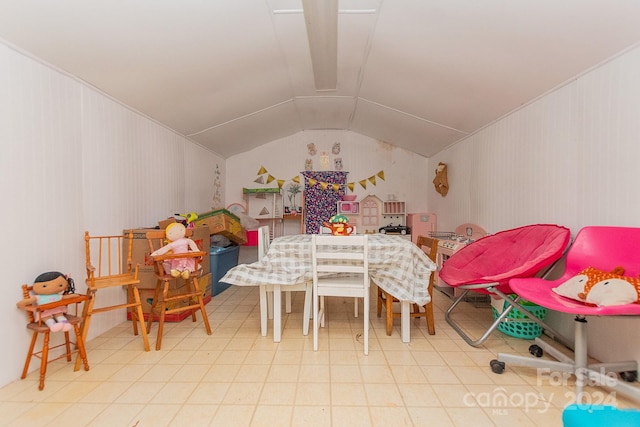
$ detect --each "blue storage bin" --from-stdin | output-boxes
[210,244,240,296]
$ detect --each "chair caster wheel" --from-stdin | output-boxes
[529,344,543,358]
[620,371,638,382]
[490,359,505,374]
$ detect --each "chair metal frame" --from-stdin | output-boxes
[440,224,571,347]
[146,228,212,350]
[377,235,438,336]
[19,285,90,390]
[312,234,370,355]
[492,226,640,403]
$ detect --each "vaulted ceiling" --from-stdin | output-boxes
[1,0,640,158]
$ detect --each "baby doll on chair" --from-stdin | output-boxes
[151,222,200,279]
[17,271,76,332]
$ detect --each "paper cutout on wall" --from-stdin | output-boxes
[266,174,275,183]
[277,179,285,188]
[369,176,376,185]
[377,171,385,181]
[257,166,267,175]
[359,179,367,189]
[254,176,265,184]
[259,207,270,215]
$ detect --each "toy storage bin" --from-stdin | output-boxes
[491,295,547,339]
[210,244,240,296]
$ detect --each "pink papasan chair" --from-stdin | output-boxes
[439,223,571,347]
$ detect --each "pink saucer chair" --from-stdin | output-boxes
[439,224,571,347]
[492,226,640,403]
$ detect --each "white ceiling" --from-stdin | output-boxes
[1,0,640,158]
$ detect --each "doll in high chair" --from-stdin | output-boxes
[17,271,76,332]
[151,222,200,279]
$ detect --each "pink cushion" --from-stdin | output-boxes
[439,224,571,291]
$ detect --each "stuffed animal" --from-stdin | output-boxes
[150,222,200,279]
[553,266,640,306]
[17,271,76,332]
[433,162,449,197]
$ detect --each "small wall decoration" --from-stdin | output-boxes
[332,142,341,154]
[433,162,449,197]
[305,158,313,171]
[334,157,343,170]
[319,151,330,170]
[307,143,317,156]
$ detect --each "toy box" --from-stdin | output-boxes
[195,209,247,245]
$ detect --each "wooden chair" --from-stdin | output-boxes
[312,234,370,354]
[79,230,150,370]
[146,229,212,350]
[377,235,438,336]
[18,284,90,390]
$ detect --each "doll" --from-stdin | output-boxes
[151,222,200,279]
[17,271,76,332]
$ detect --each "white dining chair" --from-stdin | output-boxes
[258,226,312,342]
[312,234,370,355]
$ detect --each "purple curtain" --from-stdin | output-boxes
[302,171,348,234]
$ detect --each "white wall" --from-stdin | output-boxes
[428,44,640,365]
[225,130,430,216]
[0,43,224,388]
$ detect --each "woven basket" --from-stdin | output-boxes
[491,296,547,339]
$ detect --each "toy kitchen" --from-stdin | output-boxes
[431,223,487,299]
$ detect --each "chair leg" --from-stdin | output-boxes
[22,331,38,380]
[186,278,198,323]
[285,290,292,313]
[385,291,393,336]
[376,287,383,318]
[363,291,369,356]
[425,302,436,335]
[354,297,358,318]
[73,323,90,372]
[131,286,150,351]
[302,283,312,336]
[75,291,95,371]
[193,276,212,335]
[147,280,162,335]
[127,285,139,337]
[313,292,319,351]
[64,330,72,362]
[259,285,269,336]
[39,331,50,390]
[155,281,170,351]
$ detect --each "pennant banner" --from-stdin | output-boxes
[253,167,387,193]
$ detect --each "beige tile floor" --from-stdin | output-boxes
[2,250,639,426]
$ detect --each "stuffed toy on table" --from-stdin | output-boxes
[16,271,76,332]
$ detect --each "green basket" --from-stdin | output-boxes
[491,297,547,339]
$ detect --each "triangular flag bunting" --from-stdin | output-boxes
[292,176,300,183]
[348,182,355,192]
[257,166,267,175]
[259,207,270,215]
[309,178,317,186]
[266,174,275,183]
[320,182,329,190]
[277,179,285,188]
[377,170,385,181]
[369,176,376,185]
[359,179,367,189]
[332,184,340,192]
[254,176,265,184]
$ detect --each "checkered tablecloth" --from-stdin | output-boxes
[221,234,436,306]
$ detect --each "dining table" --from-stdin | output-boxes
[220,233,437,342]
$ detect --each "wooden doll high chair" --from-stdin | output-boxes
[145,223,212,350]
[79,230,150,370]
[18,273,90,390]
